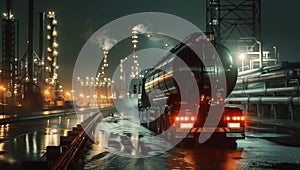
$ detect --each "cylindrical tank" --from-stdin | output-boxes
[142,33,237,106]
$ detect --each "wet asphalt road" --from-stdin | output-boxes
[84,113,300,170]
[1,110,299,169]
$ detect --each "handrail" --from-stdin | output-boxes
[51,107,116,169]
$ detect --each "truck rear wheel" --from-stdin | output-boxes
[164,109,174,141]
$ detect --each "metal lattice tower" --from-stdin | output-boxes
[206,0,261,45]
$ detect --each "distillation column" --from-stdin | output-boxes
[1,0,19,106]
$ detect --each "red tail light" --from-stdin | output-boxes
[226,116,230,121]
[175,116,196,122]
[225,116,244,122]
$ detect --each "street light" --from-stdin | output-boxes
[240,37,263,68]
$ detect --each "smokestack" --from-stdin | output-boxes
[22,0,43,112]
[39,12,45,83]
[28,0,34,87]
[101,48,108,75]
[119,58,125,99]
[131,29,139,78]
[6,0,12,17]
[39,12,45,65]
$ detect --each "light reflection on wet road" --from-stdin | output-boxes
[84,113,300,170]
[0,113,87,164]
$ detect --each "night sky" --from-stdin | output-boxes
[0,0,299,90]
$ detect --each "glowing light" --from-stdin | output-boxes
[227,123,240,128]
[47,11,55,18]
[53,50,58,56]
[239,53,245,60]
[53,42,58,48]
[44,90,50,95]
[52,19,57,25]
[52,30,58,37]
[47,25,51,30]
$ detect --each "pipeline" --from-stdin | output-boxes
[231,86,300,95]
[238,61,300,77]
[236,69,299,84]
[226,96,300,105]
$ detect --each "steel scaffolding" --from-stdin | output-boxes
[206,0,261,44]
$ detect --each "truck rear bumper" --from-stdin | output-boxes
[174,127,245,139]
[176,127,245,133]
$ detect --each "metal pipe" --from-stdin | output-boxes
[231,86,300,95]
[238,61,300,77]
[273,46,277,63]
[226,96,300,105]
[259,41,262,68]
[237,70,298,84]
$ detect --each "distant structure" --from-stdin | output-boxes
[101,48,109,75]
[131,28,139,78]
[206,0,263,69]
[21,0,44,112]
[94,48,113,106]
[119,58,126,99]
[1,0,19,105]
[45,11,59,87]
[206,0,261,44]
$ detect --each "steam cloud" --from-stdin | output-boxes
[132,23,149,33]
[93,31,118,50]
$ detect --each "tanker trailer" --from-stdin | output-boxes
[134,32,245,145]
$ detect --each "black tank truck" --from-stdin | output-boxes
[132,32,245,145]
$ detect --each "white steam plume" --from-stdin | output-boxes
[132,23,149,33]
[93,31,118,50]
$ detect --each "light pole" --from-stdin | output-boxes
[239,53,246,71]
[258,41,263,68]
[240,37,263,68]
[273,46,278,63]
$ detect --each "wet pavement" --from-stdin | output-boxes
[0,111,93,168]
[84,113,300,170]
[0,115,77,163]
